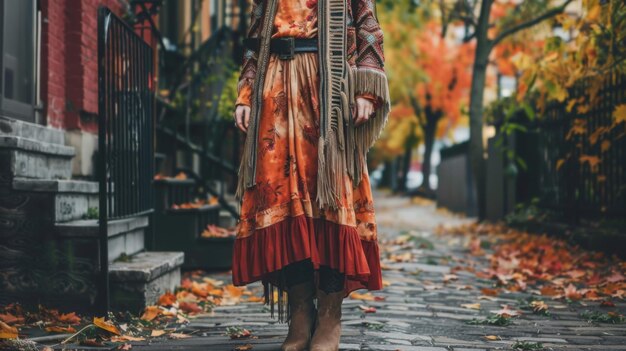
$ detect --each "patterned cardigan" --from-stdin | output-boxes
[235,0,391,209]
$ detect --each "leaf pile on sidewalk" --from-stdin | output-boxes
[438,222,626,307]
[0,271,262,349]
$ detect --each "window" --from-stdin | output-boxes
[0,0,39,122]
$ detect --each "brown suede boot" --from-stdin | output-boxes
[281,282,316,351]
[310,290,343,351]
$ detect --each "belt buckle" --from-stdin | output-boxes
[278,37,295,60]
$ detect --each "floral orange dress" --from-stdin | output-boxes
[232,0,382,297]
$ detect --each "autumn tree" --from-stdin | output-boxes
[443,0,575,219]
[378,2,473,193]
[510,0,626,211]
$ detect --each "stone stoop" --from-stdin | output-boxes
[0,118,185,313]
[55,215,149,262]
[109,251,184,314]
[0,135,75,179]
[12,178,99,222]
[0,117,65,145]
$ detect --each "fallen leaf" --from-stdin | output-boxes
[484,335,499,341]
[111,335,146,342]
[45,325,77,333]
[158,292,177,306]
[246,296,264,303]
[0,321,19,339]
[443,274,459,283]
[58,312,82,325]
[491,305,521,317]
[530,300,549,313]
[141,306,161,321]
[480,288,501,296]
[358,305,377,313]
[461,303,481,310]
[606,272,625,283]
[564,284,583,301]
[540,286,560,297]
[234,344,254,351]
[94,317,121,335]
[169,332,192,339]
[179,302,202,314]
[151,330,166,337]
[0,313,23,325]
[350,292,376,301]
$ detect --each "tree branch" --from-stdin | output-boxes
[463,31,477,43]
[492,0,574,46]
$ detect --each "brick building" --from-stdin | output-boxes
[0,0,244,312]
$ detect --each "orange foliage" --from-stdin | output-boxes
[412,23,474,133]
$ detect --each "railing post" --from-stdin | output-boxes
[97,6,110,315]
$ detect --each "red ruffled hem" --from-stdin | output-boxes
[231,215,382,295]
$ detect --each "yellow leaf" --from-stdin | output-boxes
[579,155,601,172]
[350,292,376,301]
[613,104,626,124]
[601,140,611,153]
[556,159,565,171]
[461,303,481,310]
[0,321,18,339]
[587,4,601,21]
[484,335,499,341]
[168,332,192,339]
[93,317,121,335]
[151,330,166,337]
[111,335,146,342]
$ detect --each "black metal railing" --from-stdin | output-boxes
[518,73,626,219]
[97,6,155,312]
[155,23,242,218]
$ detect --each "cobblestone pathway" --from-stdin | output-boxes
[132,192,626,351]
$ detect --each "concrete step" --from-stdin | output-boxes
[0,117,65,145]
[12,178,99,222]
[55,215,149,262]
[109,251,184,314]
[0,135,75,180]
[219,209,238,228]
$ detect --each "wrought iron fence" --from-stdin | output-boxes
[97,6,155,312]
[521,73,626,219]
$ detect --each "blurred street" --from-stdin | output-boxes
[117,191,626,351]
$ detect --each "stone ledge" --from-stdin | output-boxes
[109,251,185,283]
[0,135,75,157]
[55,215,150,238]
[12,178,99,193]
[0,116,65,145]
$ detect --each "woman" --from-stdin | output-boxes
[232,0,390,350]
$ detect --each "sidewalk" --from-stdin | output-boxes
[123,190,625,351]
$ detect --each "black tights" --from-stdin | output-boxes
[283,260,345,294]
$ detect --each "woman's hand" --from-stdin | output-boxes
[355,97,375,126]
[235,104,251,133]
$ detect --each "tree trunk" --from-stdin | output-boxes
[420,117,437,192]
[379,160,393,188]
[398,147,412,193]
[468,0,493,220]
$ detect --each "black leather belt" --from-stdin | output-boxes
[243,37,318,60]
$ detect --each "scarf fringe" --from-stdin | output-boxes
[264,281,290,323]
[235,0,279,202]
[350,67,391,186]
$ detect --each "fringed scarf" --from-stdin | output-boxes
[235,0,390,210]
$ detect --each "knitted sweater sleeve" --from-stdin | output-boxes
[352,0,390,144]
[235,0,265,107]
